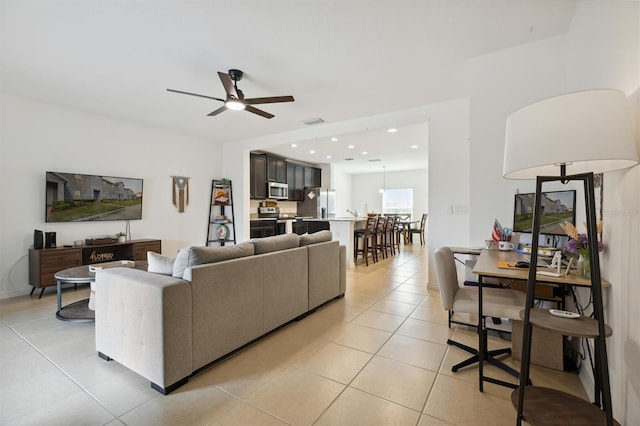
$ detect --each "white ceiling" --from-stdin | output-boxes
[1,0,578,173]
[265,122,429,174]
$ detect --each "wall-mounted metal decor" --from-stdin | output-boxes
[172,176,190,213]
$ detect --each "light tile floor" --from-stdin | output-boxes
[0,244,589,425]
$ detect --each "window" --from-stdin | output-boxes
[382,188,413,218]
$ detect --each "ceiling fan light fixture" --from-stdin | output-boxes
[168,69,293,119]
[225,99,245,110]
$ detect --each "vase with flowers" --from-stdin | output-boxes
[560,221,604,279]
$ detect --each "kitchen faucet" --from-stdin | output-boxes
[346,209,358,218]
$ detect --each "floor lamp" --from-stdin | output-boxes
[502,89,638,425]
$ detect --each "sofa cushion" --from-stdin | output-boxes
[187,242,255,267]
[299,230,333,246]
[172,247,192,278]
[147,251,175,275]
[251,234,300,255]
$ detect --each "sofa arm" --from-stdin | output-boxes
[339,244,346,295]
[307,241,344,309]
[94,268,192,392]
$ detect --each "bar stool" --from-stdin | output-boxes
[382,216,395,257]
[373,216,387,261]
[387,216,400,255]
[353,216,377,266]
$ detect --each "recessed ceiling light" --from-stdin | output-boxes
[326,155,332,159]
[387,128,398,133]
[362,151,368,155]
[410,145,419,149]
[309,150,316,154]
[291,143,298,148]
[331,137,339,142]
[348,145,355,149]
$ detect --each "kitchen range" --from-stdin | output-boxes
[250,206,329,238]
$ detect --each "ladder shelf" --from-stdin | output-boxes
[206,179,236,246]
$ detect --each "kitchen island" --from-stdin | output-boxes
[327,217,367,266]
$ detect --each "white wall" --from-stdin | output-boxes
[0,93,221,299]
[330,167,353,218]
[468,35,567,246]
[426,98,471,288]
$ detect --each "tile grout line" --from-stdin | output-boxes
[311,270,430,424]
[1,319,121,422]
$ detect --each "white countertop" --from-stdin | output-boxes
[328,217,367,222]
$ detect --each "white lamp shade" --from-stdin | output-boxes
[503,89,638,180]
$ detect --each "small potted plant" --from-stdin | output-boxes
[116,232,127,243]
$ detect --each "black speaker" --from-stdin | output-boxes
[33,230,44,249]
[45,232,57,249]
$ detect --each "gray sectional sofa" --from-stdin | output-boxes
[94,231,346,394]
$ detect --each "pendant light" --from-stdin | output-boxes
[379,166,386,194]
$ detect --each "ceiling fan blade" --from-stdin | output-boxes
[245,105,274,119]
[166,88,224,102]
[207,106,228,117]
[217,72,238,98]
[245,96,295,105]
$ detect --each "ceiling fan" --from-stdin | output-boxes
[167,69,294,119]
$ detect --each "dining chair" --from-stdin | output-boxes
[353,216,377,266]
[408,213,428,245]
[434,246,526,388]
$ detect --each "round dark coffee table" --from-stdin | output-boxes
[54,265,96,322]
[54,261,148,322]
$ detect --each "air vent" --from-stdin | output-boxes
[345,158,354,161]
[302,117,325,126]
[368,159,382,162]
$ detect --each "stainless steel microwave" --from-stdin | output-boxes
[268,182,288,200]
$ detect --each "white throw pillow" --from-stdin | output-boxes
[147,251,175,275]
[172,247,191,278]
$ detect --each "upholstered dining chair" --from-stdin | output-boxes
[434,246,527,388]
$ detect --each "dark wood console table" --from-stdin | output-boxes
[29,239,161,297]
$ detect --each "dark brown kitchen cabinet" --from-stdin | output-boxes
[287,162,305,201]
[304,166,321,188]
[250,220,276,238]
[267,156,287,183]
[292,220,308,235]
[250,154,267,199]
[306,221,330,234]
